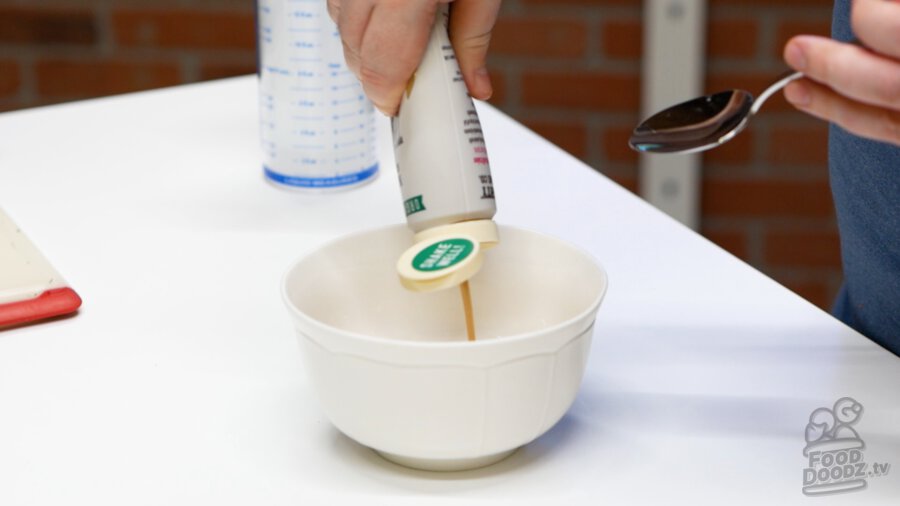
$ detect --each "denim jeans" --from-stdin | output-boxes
[829,0,900,355]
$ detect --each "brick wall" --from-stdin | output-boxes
[0,0,257,109]
[0,0,841,309]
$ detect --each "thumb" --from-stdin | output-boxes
[448,0,502,100]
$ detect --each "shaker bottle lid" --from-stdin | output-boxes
[397,220,499,292]
[413,219,499,249]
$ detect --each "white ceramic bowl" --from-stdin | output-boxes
[282,225,608,471]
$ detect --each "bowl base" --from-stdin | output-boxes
[375,448,518,472]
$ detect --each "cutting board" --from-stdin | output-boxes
[0,208,81,327]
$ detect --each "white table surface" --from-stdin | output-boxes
[0,76,897,505]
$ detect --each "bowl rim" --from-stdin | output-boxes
[280,224,609,350]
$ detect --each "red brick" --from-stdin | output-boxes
[486,69,507,106]
[523,0,635,5]
[523,118,588,158]
[113,9,255,50]
[775,20,833,59]
[707,73,775,94]
[602,20,641,60]
[0,60,20,97]
[492,18,587,58]
[702,180,834,218]
[708,19,758,59]
[710,0,832,5]
[607,174,638,194]
[602,18,758,61]
[702,228,749,260]
[765,229,841,268]
[0,101,31,113]
[707,72,792,112]
[771,274,836,310]
[0,7,96,45]
[703,129,754,165]
[766,124,829,166]
[36,59,181,98]
[602,125,639,164]
[200,62,257,81]
[522,71,639,110]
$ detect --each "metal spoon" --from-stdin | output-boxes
[629,71,803,154]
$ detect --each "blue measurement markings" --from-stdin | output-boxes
[334,140,359,149]
[264,66,291,76]
[335,155,359,164]
[331,96,359,106]
[331,111,361,120]
[289,10,316,18]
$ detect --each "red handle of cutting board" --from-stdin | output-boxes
[0,287,82,328]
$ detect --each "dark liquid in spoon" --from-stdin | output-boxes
[631,90,753,153]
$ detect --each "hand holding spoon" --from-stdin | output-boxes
[629,71,803,154]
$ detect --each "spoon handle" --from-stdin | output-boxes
[750,70,804,115]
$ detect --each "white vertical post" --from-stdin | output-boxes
[639,0,706,229]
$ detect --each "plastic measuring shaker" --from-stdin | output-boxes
[257,0,378,190]
[393,6,499,293]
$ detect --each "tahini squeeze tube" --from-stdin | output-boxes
[394,6,499,340]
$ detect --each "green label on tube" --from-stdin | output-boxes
[404,195,426,216]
